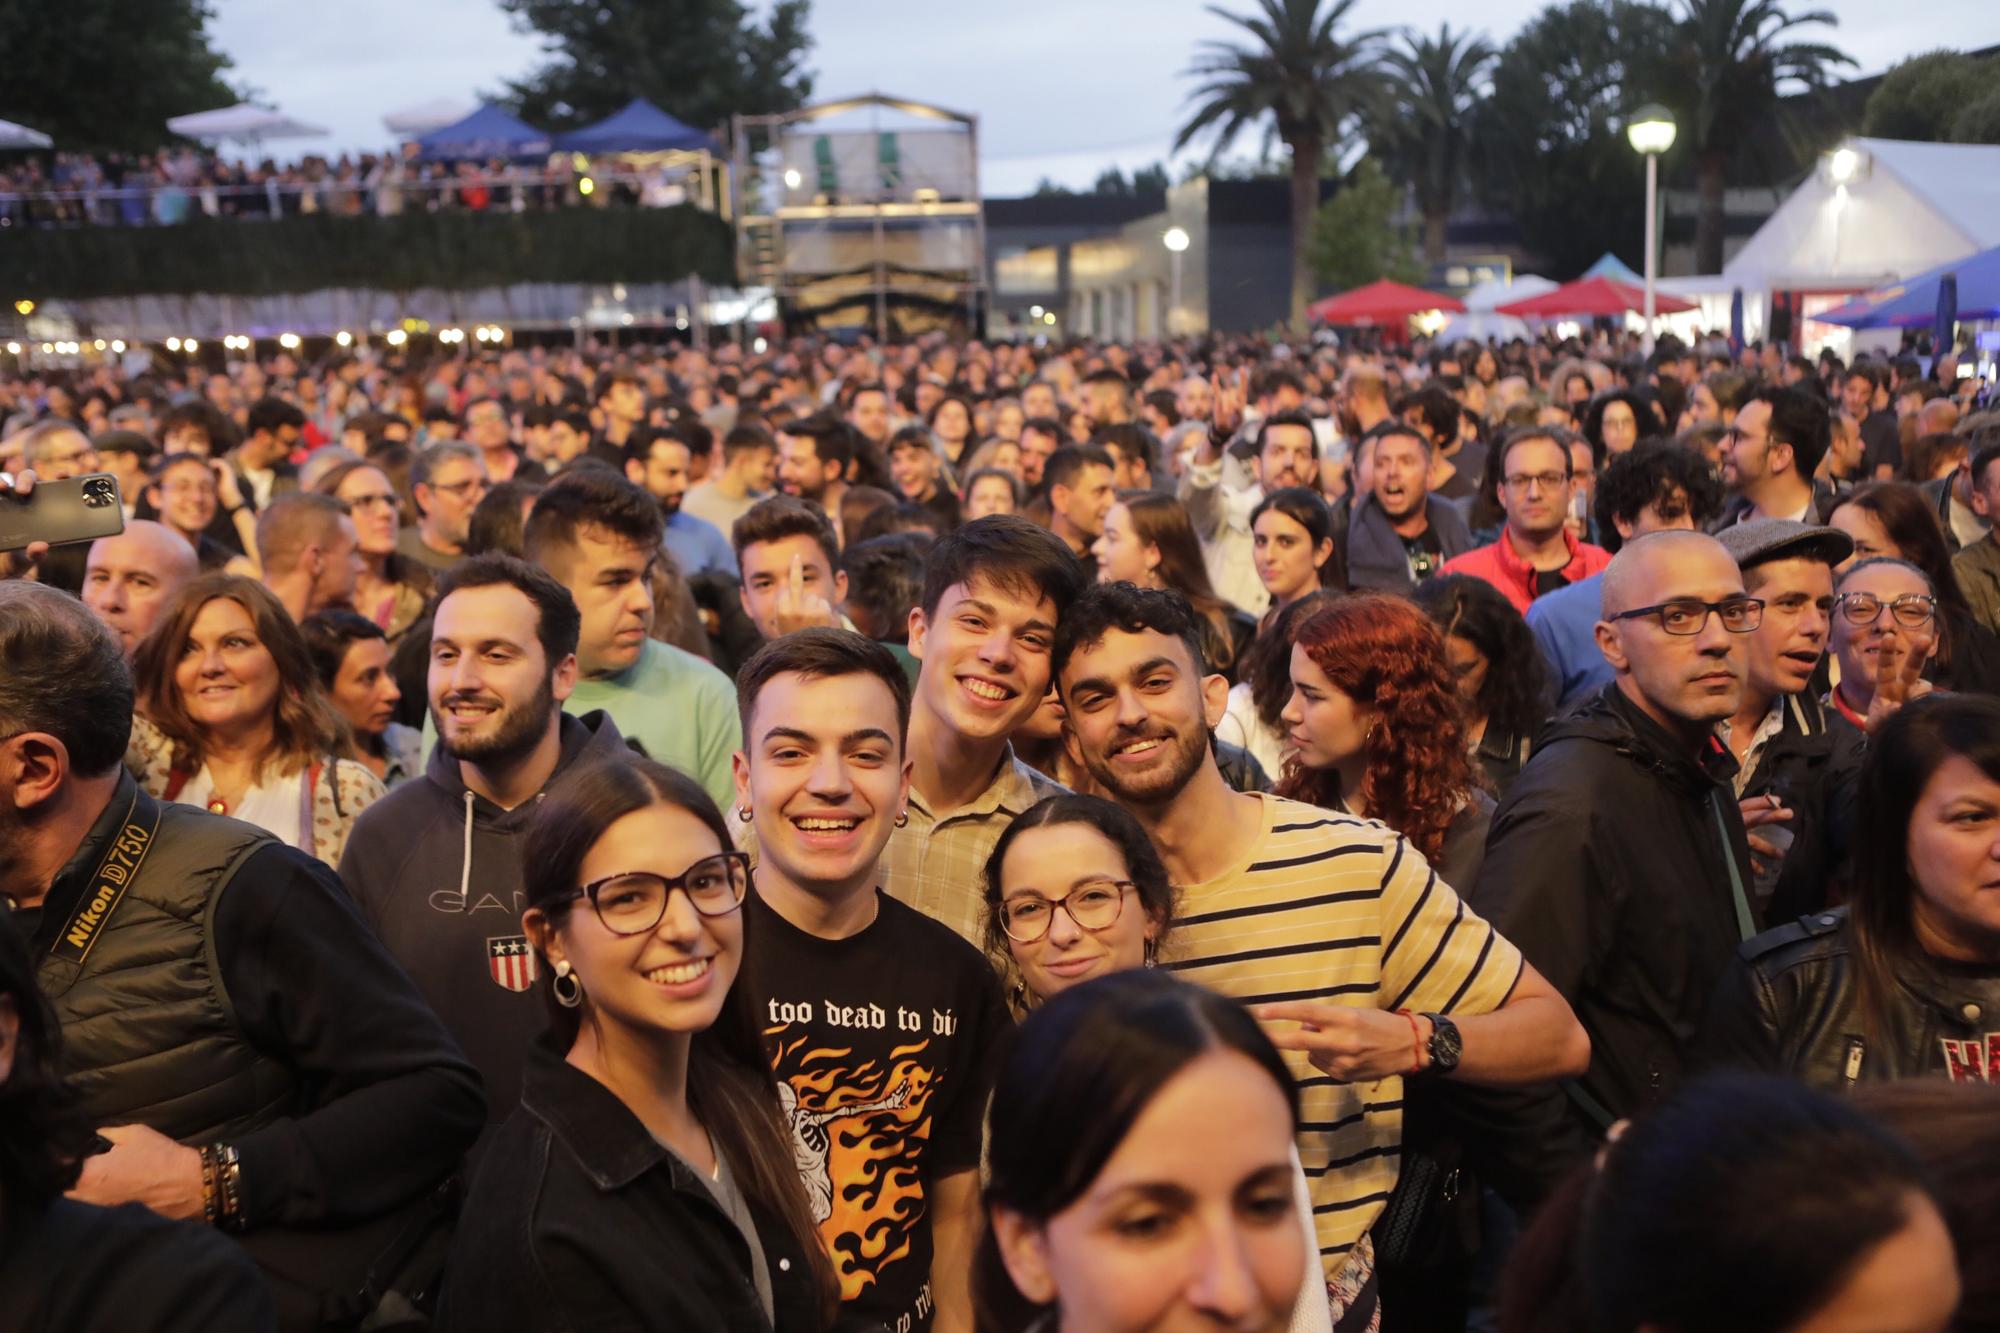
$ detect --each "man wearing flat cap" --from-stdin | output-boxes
[1715,518,1863,923]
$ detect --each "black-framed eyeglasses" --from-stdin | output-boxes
[995,880,1134,944]
[559,852,751,936]
[1609,597,1765,635]
[1836,591,1937,628]
[428,477,486,499]
[1504,471,1572,492]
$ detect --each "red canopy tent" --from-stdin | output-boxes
[1494,275,1696,318]
[1306,279,1465,325]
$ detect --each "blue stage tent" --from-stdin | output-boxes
[552,99,719,155]
[1816,243,2000,329]
[415,103,551,161]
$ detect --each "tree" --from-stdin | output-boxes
[1130,162,1173,193]
[1372,23,1496,265]
[1471,0,1676,278]
[1951,93,2000,146]
[0,0,235,153]
[1307,157,1422,290]
[1092,166,1134,195]
[1176,0,1388,329]
[1666,0,1852,273]
[499,0,813,133]
[1863,51,1996,141]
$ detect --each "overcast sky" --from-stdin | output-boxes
[209,0,1995,196]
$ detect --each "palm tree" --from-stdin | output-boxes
[1377,24,1497,265]
[1176,0,1388,328]
[1670,0,1852,273]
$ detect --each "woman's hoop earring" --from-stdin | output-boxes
[895,810,910,828]
[737,806,753,823]
[551,960,584,1009]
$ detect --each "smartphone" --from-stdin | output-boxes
[0,473,126,552]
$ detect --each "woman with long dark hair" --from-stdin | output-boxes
[1250,486,1344,617]
[441,757,835,1332]
[299,609,424,788]
[1499,1074,1957,1333]
[127,574,382,865]
[1412,574,1554,799]
[1276,593,1492,892]
[978,970,1314,1333]
[1828,481,2000,694]
[1701,694,2000,1088]
[1580,390,1665,466]
[1093,492,1257,679]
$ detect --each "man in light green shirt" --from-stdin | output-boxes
[524,468,741,809]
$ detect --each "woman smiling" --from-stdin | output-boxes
[127,574,382,866]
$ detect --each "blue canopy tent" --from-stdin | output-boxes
[415,104,551,161]
[552,98,719,155]
[1816,243,2000,328]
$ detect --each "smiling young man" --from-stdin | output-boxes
[733,629,1010,1333]
[1714,386,1834,527]
[341,554,631,1138]
[1050,582,1587,1327]
[892,516,1084,945]
[1442,426,1611,613]
[522,469,741,811]
[1714,519,1861,922]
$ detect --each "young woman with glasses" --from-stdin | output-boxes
[441,756,835,1333]
[1828,482,2000,695]
[984,794,1176,1012]
[1827,557,1939,734]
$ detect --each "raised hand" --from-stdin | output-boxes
[1866,631,1935,734]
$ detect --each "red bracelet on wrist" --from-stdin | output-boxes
[1396,1009,1423,1074]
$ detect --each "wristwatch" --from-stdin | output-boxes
[1420,1012,1462,1075]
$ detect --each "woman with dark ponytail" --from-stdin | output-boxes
[440,756,835,1332]
[1500,1074,1957,1333]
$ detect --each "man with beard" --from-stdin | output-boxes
[1442,426,1611,613]
[733,629,1009,1333]
[624,423,736,576]
[1471,531,1760,1163]
[1052,582,1587,1327]
[773,414,852,533]
[1341,420,1473,594]
[340,553,630,1138]
[1712,387,1835,528]
[846,382,894,455]
[1179,409,1323,615]
[1016,416,1063,492]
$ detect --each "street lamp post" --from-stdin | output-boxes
[1625,104,1677,357]
[1163,226,1190,337]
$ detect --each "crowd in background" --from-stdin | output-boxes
[2,320,1999,1333]
[0,146,701,227]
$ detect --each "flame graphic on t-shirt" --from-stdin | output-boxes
[770,1030,938,1299]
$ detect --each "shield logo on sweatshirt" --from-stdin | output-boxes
[488,936,539,993]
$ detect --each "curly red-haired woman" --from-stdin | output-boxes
[1275,593,1493,892]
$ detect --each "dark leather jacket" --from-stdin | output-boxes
[1699,907,2000,1088]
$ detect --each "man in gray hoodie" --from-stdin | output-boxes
[339,553,630,1137]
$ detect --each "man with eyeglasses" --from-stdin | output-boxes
[732,629,1010,1333]
[1471,530,1762,1160]
[1713,386,1836,528]
[1442,425,1611,613]
[1714,519,1861,924]
[340,553,631,1143]
[399,441,488,576]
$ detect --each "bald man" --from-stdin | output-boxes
[82,520,200,654]
[1468,528,1761,1165]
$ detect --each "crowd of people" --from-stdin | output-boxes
[1,320,1997,1333]
[0,146,703,228]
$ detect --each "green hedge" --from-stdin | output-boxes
[4,206,736,300]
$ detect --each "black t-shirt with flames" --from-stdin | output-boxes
[741,889,1011,1333]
